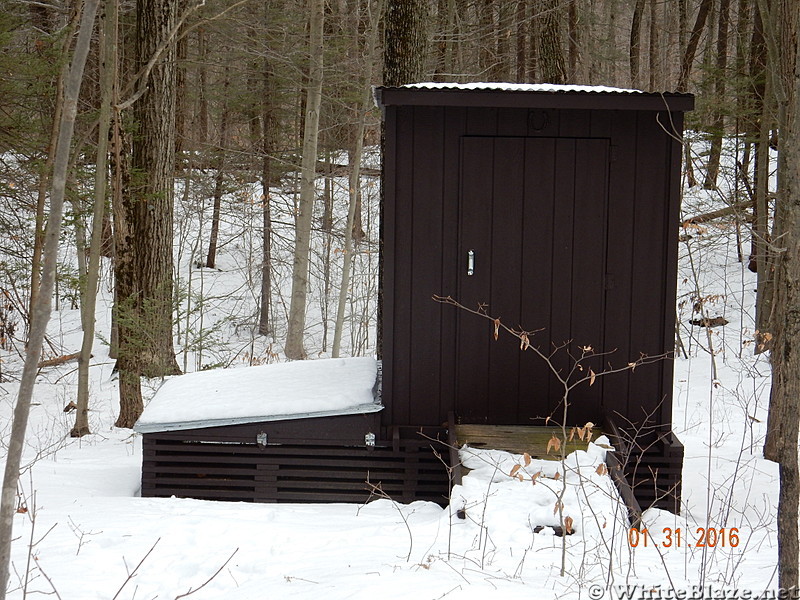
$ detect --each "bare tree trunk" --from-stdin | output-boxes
[115,0,180,427]
[677,0,713,92]
[538,0,567,84]
[630,0,646,88]
[704,0,732,189]
[0,2,99,595]
[567,0,579,83]
[205,64,230,269]
[759,0,800,591]
[515,0,528,82]
[197,26,209,145]
[285,0,325,360]
[333,0,383,358]
[29,6,83,333]
[647,0,660,90]
[258,22,277,337]
[73,0,118,438]
[383,0,428,86]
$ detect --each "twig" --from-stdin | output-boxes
[174,547,239,599]
[111,538,161,600]
[34,558,62,600]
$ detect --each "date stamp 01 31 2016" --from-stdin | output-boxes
[627,527,740,549]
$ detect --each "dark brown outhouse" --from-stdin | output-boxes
[138,83,693,515]
[376,83,694,512]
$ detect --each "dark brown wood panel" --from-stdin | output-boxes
[602,111,637,420]
[457,136,609,425]
[456,136,494,422]
[629,111,672,426]
[387,105,416,426]
[410,106,445,426]
[487,137,525,424]
[520,138,557,423]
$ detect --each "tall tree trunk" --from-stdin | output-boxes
[197,26,209,146]
[72,0,118,438]
[285,0,325,360]
[647,0,660,90]
[630,0,646,88]
[383,0,428,86]
[115,0,180,427]
[515,0,528,82]
[333,0,383,358]
[759,0,800,591]
[205,64,230,269]
[704,0,732,189]
[258,15,278,337]
[567,0,579,83]
[0,2,99,596]
[677,0,713,92]
[538,0,567,84]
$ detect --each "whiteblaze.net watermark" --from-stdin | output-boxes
[588,585,800,600]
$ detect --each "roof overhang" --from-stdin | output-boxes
[375,83,695,112]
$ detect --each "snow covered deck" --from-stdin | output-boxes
[134,357,382,434]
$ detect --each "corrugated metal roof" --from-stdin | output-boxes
[374,82,694,111]
[402,82,646,94]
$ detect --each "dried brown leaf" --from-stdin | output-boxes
[510,464,521,478]
[564,516,574,534]
[546,435,561,455]
[523,452,531,466]
[553,471,561,480]
[517,473,524,482]
[595,463,608,476]
[589,368,596,386]
[493,318,501,341]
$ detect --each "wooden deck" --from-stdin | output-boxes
[453,424,602,459]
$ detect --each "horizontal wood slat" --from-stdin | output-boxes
[141,427,451,505]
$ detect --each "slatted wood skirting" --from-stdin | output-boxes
[141,422,452,505]
[603,418,684,515]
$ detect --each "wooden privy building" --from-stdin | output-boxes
[376,83,694,512]
[137,83,693,516]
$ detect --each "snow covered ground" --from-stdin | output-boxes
[0,142,786,598]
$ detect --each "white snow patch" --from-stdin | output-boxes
[134,356,379,432]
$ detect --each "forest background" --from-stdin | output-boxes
[0,0,799,597]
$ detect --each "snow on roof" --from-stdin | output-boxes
[134,357,381,433]
[401,82,645,94]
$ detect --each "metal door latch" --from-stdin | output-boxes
[467,250,475,276]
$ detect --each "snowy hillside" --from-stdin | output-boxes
[0,140,784,599]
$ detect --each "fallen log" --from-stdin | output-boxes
[682,199,754,226]
[37,351,89,368]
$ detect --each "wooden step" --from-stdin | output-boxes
[454,424,602,459]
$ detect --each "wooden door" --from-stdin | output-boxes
[456,136,610,425]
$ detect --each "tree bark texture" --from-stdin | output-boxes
[206,64,230,269]
[760,0,800,591]
[383,0,428,86]
[677,0,713,92]
[258,40,277,337]
[538,0,567,84]
[285,0,324,360]
[131,0,179,376]
[0,1,99,596]
[630,0,646,88]
[73,0,118,438]
[115,0,180,427]
[704,0,731,189]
